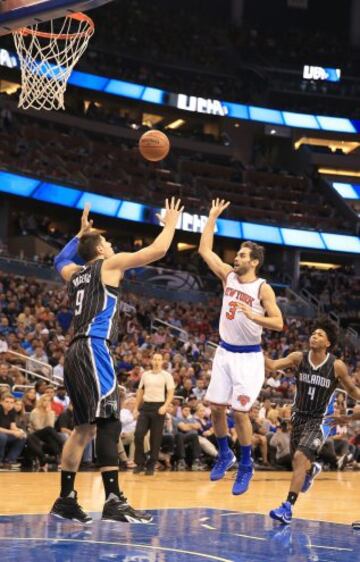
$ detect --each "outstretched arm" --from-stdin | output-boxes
[335,360,360,401]
[102,198,183,273]
[198,199,233,282]
[265,351,303,372]
[54,203,92,282]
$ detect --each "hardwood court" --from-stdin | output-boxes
[0,471,359,524]
[1,471,360,562]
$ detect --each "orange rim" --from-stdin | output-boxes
[14,12,94,40]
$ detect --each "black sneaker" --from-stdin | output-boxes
[50,491,92,524]
[102,493,153,523]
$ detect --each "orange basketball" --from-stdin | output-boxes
[139,130,170,162]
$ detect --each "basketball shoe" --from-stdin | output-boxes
[210,450,236,481]
[232,463,254,495]
[50,491,92,524]
[269,501,293,525]
[301,462,322,493]
[102,493,153,523]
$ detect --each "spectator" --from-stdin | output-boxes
[119,395,140,468]
[53,385,70,411]
[22,387,36,412]
[53,355,64,383]
[45,386,64,417]
[249,405,269,466]
[270,420,292,470]
[0,362,14,389]
[174,404,203,471]
[0,393,26,468]
[55,404,93,465]
[29,394,63,462]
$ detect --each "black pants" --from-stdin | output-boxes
[134,403,165,467]
[33,427,63,457]
[174,432,202,462]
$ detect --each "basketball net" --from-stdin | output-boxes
[12,12,94,111]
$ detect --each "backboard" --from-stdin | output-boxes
[0,0,114,35]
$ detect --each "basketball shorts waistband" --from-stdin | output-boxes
[219,340,262,353]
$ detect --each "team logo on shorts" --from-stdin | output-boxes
[312,438,321,449]
[237,395,250,406]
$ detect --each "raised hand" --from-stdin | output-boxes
[209,198,230,219]
[156,197,184,226]
[77,202,93,237]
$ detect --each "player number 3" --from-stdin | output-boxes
[226,301,237,321]
[75,289,84,316]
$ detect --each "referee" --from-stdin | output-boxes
[134,352,175,475]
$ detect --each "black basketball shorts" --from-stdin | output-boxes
[290,413,332,462]
[64,337,120,426]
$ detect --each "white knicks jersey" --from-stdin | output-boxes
[219,272,265,345]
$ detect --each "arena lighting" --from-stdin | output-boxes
[318,168,360,177]
[177,242,197,251]
[0,170,359,253]
[0,47,358,133]
[300,261,342,270]
[332,182,360,200]
[165,119,186,130]
[294,137,360,154]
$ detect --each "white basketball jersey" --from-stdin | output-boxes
[219,272,265,345]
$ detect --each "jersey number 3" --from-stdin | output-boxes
[75,289,85,316]
[226,301,238,320]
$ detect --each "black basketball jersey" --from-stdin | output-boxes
[293,352,338,417]
[68,259,120,343]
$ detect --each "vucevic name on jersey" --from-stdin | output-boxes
[219,272,265,346]
[68,259,120,343]
[293,352,338,417]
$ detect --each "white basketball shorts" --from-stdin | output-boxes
[205,346,265,411]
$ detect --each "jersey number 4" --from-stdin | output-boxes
[75,289,85,316]
[308,386,316,401]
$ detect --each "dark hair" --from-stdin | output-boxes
[312,317,338,349]
[78,230,105,262]
[241,241,265,273]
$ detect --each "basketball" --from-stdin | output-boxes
[139,130,170,162]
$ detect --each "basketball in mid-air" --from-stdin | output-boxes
[139,130,170,162]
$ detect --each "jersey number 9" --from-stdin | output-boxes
[75,289,85,316]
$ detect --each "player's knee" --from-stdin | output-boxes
[73,423,96,444]
[96,417,121,467]
[293,450,308,468]
[210,404,227,421]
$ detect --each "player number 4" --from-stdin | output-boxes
[308,386,316,400]
[75,289,84,316]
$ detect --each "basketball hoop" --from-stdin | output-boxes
[12,12,94,111]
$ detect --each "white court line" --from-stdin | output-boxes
[0,537,234,562]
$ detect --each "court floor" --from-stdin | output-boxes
[0,472,359,562]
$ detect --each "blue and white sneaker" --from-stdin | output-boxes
[232,463,254,495]
[301,462,322,493]
[269,501,293,525]
[210,451,236,481]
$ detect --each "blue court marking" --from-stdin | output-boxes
[0,508,358,562]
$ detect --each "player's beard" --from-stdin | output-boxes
[234,264,249,276]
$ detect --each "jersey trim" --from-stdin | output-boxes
[308,351,330,371]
